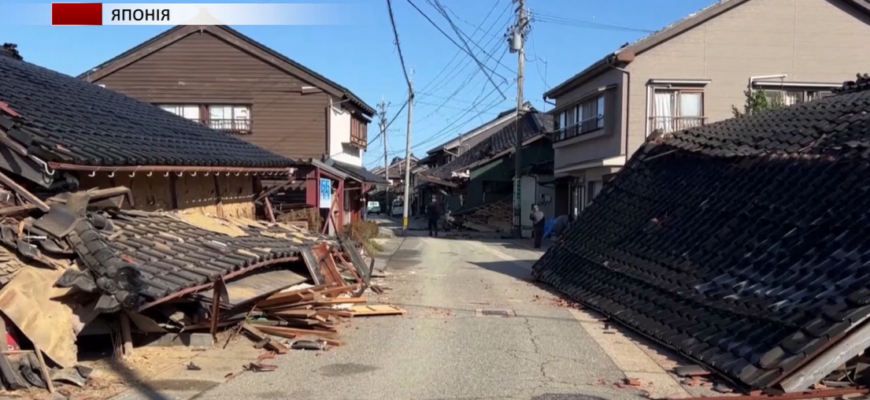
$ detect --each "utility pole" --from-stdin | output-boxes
[401,76,414,236]
[509,0,528,238]
[378,100,389,214]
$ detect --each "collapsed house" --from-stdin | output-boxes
[0,43,395,394]
[533,75,870,394]
[417,110,553,234]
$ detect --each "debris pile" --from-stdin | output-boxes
[451,196,512,232]
[240,282,406,353]
[0,186,405,396]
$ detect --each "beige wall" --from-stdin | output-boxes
[552,68,627,174]
[553,0,870,173]
[626,0,870,156]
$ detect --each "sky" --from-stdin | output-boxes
[1,0,714,170]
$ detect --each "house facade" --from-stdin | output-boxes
[80,25,374,165]
[418,111,553,235]
[79,25,385,229]
[544,0,870,218]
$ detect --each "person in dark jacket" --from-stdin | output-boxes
[426,198,442,237]
[529,204,545,248]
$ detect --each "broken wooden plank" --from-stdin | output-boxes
[241,324,288,354]
[32,345,54,393]
[315,297,367,305]
[269,309,316,318]
[316,309,355,318]
[350,305,407,316]
[253,324,339,339]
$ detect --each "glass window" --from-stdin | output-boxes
[596,95,605,128]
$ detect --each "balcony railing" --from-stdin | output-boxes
[553,119,603,142]
[349,133,367,150]
[201,118,252,135]
[648,116,706,134]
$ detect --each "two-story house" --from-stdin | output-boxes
[79,25,387,229]
[544,0,870,218]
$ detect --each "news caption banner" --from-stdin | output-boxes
[47,3,357,25]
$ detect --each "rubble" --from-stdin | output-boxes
[0,186,405,396]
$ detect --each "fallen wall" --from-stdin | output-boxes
[78,173,255,218]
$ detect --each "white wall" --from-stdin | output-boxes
[328,99,363,166]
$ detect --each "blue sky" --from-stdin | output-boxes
[2,0,712,169]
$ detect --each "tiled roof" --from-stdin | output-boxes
[533,79,870,391]
[0,52,295,168]
[423,111,552,180]
[425,103,531,155]
[664,77,870,158]
[83,210,324,307]
[327,159,389,184]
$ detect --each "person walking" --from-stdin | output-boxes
[427,198,442,237]
[529,204,545,249]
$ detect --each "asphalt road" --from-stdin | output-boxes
[187,233,671,400]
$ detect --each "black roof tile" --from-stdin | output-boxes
[0,53,296,168]
[423,111,552,180]
[96,210,320,303]
[663,75,870,158]
[327,159,389,184]
[533,77,870,391]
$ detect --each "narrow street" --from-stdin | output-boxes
[189,230,697,400]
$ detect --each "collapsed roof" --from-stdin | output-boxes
[533,74,870,392]
[420,111,552,182]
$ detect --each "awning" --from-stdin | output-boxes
[326,159,389,184]
[309,159,348,180]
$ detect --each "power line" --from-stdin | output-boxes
[406,0,507,99]
[527,28,549,96]
[415,100,507,113]
[386,0,413,91]
[413,45,509,127]
[416,0,511,95]
[412,80,515,151]
[531,12,654,33]
[384,89,512,157]
[428,0,516,75]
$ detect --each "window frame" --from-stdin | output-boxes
[553,93,605,142]
[648,87,706,136]
[349,117,368,150]
[156,103,252,135]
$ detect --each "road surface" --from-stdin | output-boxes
[189,233,705,400]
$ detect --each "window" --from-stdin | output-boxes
[159,105,200,120]
[157,104,252,134]
[555,94,605,141]
[760,89,834,107]
[649,89,704,135]
[349,118,368,149]
[207,105,251,134]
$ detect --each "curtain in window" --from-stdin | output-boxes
[782,91,802,106]
[653,92,675,133]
